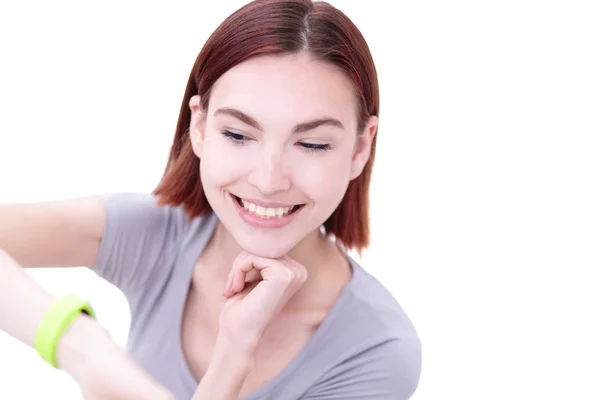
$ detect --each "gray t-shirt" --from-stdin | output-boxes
[92,193,421,399]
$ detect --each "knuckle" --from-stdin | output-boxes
[276,268,295,284]
[299,268,308,283]
[293,264,308,281]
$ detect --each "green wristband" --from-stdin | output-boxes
[34,294,96,368]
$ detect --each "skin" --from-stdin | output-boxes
[0,52,378,400]
[189,52,376,270]
[183,52,378,398]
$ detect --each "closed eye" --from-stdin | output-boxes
[221,130,249,145]
[298,142,332,152]
[222,130,331,153]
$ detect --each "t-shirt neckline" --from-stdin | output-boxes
[172,212,358,399]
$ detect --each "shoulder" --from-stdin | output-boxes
[314,337,421,399]
[96,192,190,235]
[96,191,217,247]
[343,257,420,342]
[305,334,422,399]
[92,192,215,291]
[303,258,422,399]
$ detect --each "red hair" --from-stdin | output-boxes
[154,0,379,252]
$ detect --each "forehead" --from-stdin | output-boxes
[207,54,358,129]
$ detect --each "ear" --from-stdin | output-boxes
[188,95,207,158]
[350,115,378,180]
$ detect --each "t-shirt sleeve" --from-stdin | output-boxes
[92,192,190,295]
[302,337,422,400]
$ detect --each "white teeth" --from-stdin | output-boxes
[240,199,294,219]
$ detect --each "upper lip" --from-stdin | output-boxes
[231,193,300,208]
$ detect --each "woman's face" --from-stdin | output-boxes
[190,53,377,258]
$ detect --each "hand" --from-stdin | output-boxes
[191,253,307,400]
[57,316,175,400]
[218,251,308,352]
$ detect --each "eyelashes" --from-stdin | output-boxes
[221,130,247,145]
[220,130,332,153]
[298,142,332,152]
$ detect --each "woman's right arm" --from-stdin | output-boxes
[0,197,105,347]
[0,197,105,269]
[0,198,175,399]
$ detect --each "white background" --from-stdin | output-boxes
[1,0,599,399]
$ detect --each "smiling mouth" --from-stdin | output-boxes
[232,195,304,219]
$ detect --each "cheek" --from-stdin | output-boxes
[292,152,353,204]
[199,136,247,187]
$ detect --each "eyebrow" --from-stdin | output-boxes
[213,107,344,133]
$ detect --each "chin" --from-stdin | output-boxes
[234,234,298,259]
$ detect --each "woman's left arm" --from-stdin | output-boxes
[192,251,308,400]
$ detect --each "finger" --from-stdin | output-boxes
[224,252,251,297]
[231,253,259,293]
[223,277,232,297]
[238,255,303,291]
[223,266,234,297]
[235,254,285,277]
[229,253,302,295]
[232,268,247,293]
[231,252,265,273]
[278,255,308,284]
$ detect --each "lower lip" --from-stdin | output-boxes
[230,194,302,229]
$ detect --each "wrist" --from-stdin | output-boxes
[216,326,261,357]
[213,333,255,369]
[190,334,254,400]
[55,314,112,378]
[191,336,254,400]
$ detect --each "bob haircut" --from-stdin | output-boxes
[154,0,379,253]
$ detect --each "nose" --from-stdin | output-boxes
[247,147,291,195]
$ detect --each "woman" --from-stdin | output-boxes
[0,0,421,399]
